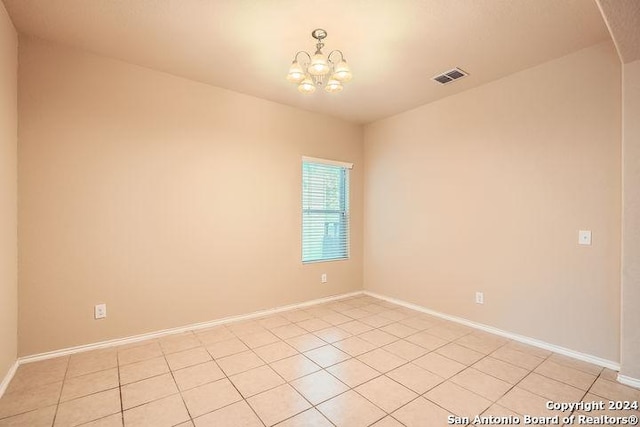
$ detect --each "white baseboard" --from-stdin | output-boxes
[18,290,364,365]
[364,291,620,371]
[0,360,19,398]
[617,374,640,389]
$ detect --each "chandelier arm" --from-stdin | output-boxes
[327,50,345,64]
[294,51,312,62]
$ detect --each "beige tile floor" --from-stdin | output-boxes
[0,295,638,426]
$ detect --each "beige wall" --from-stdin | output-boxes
[621,59,640,378]
[364,42,621,361]
[0,3,18,381]
[18,37,363,356]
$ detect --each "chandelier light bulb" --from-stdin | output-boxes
[286,61,306,83]
[308,53,330,76]
[332,60,352,82]
[298,77,316,94]
[325,79,343,93]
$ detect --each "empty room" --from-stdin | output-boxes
[0,0,639,426]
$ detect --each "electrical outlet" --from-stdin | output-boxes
[94,303,107,319]
[475,292,484,305]
[578,230,592,245]
[321,273,327,283]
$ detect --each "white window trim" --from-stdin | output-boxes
[302,156,353,170]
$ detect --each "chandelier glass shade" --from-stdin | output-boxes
[287,29,352,94]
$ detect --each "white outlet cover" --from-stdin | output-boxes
[578,230,592,246]
[475,292,484,304]
[95,303,107,319]
[321,274,327,283]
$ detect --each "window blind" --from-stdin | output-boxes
[302,159,351,263]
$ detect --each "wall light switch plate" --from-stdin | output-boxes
[578,230,592,246]
[321,273,327,284]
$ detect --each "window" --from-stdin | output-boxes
[302,157,352,263]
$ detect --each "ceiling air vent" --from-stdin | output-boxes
[432,67,468,85]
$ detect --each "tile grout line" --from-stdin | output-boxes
[219,327,270,427]
[50,355,70,427]
[160,335,198,427]
[478,345,552,417]
[234,320,344,426]
[115,349,124,427]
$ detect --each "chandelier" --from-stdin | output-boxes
[286,29,352,94]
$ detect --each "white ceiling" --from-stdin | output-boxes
[3,0,610,123]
